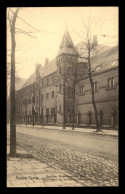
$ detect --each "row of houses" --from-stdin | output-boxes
[15,30,118,128]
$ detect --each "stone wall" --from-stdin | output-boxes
[76,67,118,126]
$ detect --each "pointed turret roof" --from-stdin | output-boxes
[57,30,78,57]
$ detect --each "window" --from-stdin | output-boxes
[32,96,35,103]
[46,93,49,100]
[59,67,61,74]
[41,109,43,116]
[36,84,38,90]
[68,86,71,94]
[59,85,61,93]
[42,81,44,88]
[93,82,98,92]
[52,76,54,84]
[30,85,32,93]
[51,108,55,116]
[108,77,115,89]
[51,91,54,98]
[80,86,85,95]
[46,108,49,116]
[41,94,43,101]
[59,105,61,113]
[36,96,38,104]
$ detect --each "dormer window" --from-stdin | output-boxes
[95,66,101,72]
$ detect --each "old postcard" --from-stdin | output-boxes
[7,7,118,187]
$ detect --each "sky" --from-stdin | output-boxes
[7,7,118,79]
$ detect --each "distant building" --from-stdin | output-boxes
[15,30,118,128]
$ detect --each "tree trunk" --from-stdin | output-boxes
[88,51,100,131]
[89,75,100,131]
[72,81,75,130]
[10,8,20,157]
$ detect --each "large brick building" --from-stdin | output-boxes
[15,30,118,128]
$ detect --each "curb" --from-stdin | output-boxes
[17,125,118,137]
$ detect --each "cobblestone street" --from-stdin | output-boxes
[7,126,118,186]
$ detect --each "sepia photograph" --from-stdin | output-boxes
[7,7,118,187]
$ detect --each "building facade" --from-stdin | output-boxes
[15,30,118,128]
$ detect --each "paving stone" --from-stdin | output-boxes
[7,129,118,187]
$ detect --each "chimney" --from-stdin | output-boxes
[93,35,98,46]
[45,58,49,66]
[36,64,42,72]
[35,64,42,79]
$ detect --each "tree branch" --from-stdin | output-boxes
[17,15,40,32]
[15,30,37,39]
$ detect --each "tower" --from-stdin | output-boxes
[56,29,79,126]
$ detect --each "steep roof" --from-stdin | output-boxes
[40,58,57,78]
[57,30,78,56]
[15,78,27,91]
[75,42,111,58]
[21,73,36,89]
[21,58,57,89]
[76,42,118,70]
[91,45,118,72]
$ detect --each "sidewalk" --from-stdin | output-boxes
[7,145,83,187]
[17,124,118,137]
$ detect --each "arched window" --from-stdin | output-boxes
[80,85,85,95]
[108,77,115,88]
[111,77,115,88]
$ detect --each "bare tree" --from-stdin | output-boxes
[8,8,20,156]
[56,60,87,130]
[7,7,40,156]
[79,20,104,131]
